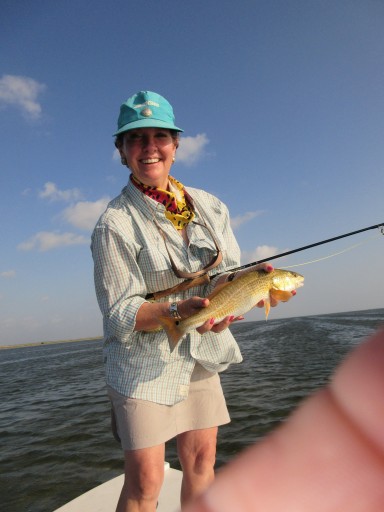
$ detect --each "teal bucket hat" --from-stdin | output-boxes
[113,91,183,136]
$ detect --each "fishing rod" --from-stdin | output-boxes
[212,221,384,278]
[147,222,383,300]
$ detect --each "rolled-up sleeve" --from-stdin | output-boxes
[91,224,148,343]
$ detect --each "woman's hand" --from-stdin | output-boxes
[176,296,210,319]
[196,314,245,335]
[251,263,277,308]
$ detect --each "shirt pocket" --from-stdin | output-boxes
[189,230,228,271]
[138,247,175,293]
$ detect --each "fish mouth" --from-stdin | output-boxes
[140,158,161,164]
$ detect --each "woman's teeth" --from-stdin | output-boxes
[141,158,160,164]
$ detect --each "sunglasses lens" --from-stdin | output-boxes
[125,131,173,147]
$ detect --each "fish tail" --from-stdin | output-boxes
[158,316,185,351]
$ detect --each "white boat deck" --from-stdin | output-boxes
[54,462,182,512]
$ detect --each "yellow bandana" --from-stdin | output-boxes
[130,174,195,230]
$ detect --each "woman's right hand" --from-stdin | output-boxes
[177,296,210,319]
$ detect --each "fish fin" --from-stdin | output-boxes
[270,289,294,303]
[264,299,271,320]
[158,316,184,352]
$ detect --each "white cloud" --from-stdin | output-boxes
[0,74,46,119]
[1,270,16,279]
[231,211,264,230]
[18,231,89,252]
[240,245,280,265]
[62,197,110,231]
[39,182,83,202]
[177,133,209,165]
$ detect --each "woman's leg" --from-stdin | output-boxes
[116,443,165,512]
[177,427,218,508]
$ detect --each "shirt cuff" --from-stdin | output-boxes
[106,295,148,342]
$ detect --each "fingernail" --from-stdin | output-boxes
[210,318,215,325]
[291,290,297,295]
[229,316,235,322]
[266,265,273,272]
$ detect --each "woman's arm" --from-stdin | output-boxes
[92,224,214,335]
[92,225,149,341]
[134,297,210,331]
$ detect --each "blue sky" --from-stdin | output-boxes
[1,0,383,345]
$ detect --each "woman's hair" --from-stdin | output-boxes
[114,129,180,149]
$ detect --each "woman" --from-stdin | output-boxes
[91,90,282,512]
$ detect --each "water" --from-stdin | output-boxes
[0,309,382,512]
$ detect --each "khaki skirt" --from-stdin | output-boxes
[107,363,230,451]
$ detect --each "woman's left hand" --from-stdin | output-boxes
[196,314,245,335]
[253,263,278,308]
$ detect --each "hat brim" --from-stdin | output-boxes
[113,118,183,136]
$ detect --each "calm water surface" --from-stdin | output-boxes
[0,309,382,511]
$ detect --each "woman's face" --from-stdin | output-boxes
[119,127,177,189]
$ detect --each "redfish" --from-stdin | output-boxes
[160,269,304,350]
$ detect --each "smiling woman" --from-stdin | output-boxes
[90,90,293,512]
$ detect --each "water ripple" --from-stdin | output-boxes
[0,309,382,511]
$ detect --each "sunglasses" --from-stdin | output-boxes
[124,130,175,148]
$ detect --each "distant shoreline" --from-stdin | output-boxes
[0,336,103,350]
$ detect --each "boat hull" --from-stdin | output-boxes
[54,462,182,512]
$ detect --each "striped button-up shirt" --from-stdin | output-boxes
[91,179,242,405]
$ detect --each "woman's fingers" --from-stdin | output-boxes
[196,315,244,334]
[256,263,274,272]
[196,318,215,334]
[179,297,209,319]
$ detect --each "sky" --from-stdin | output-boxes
[1,0,383,346]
